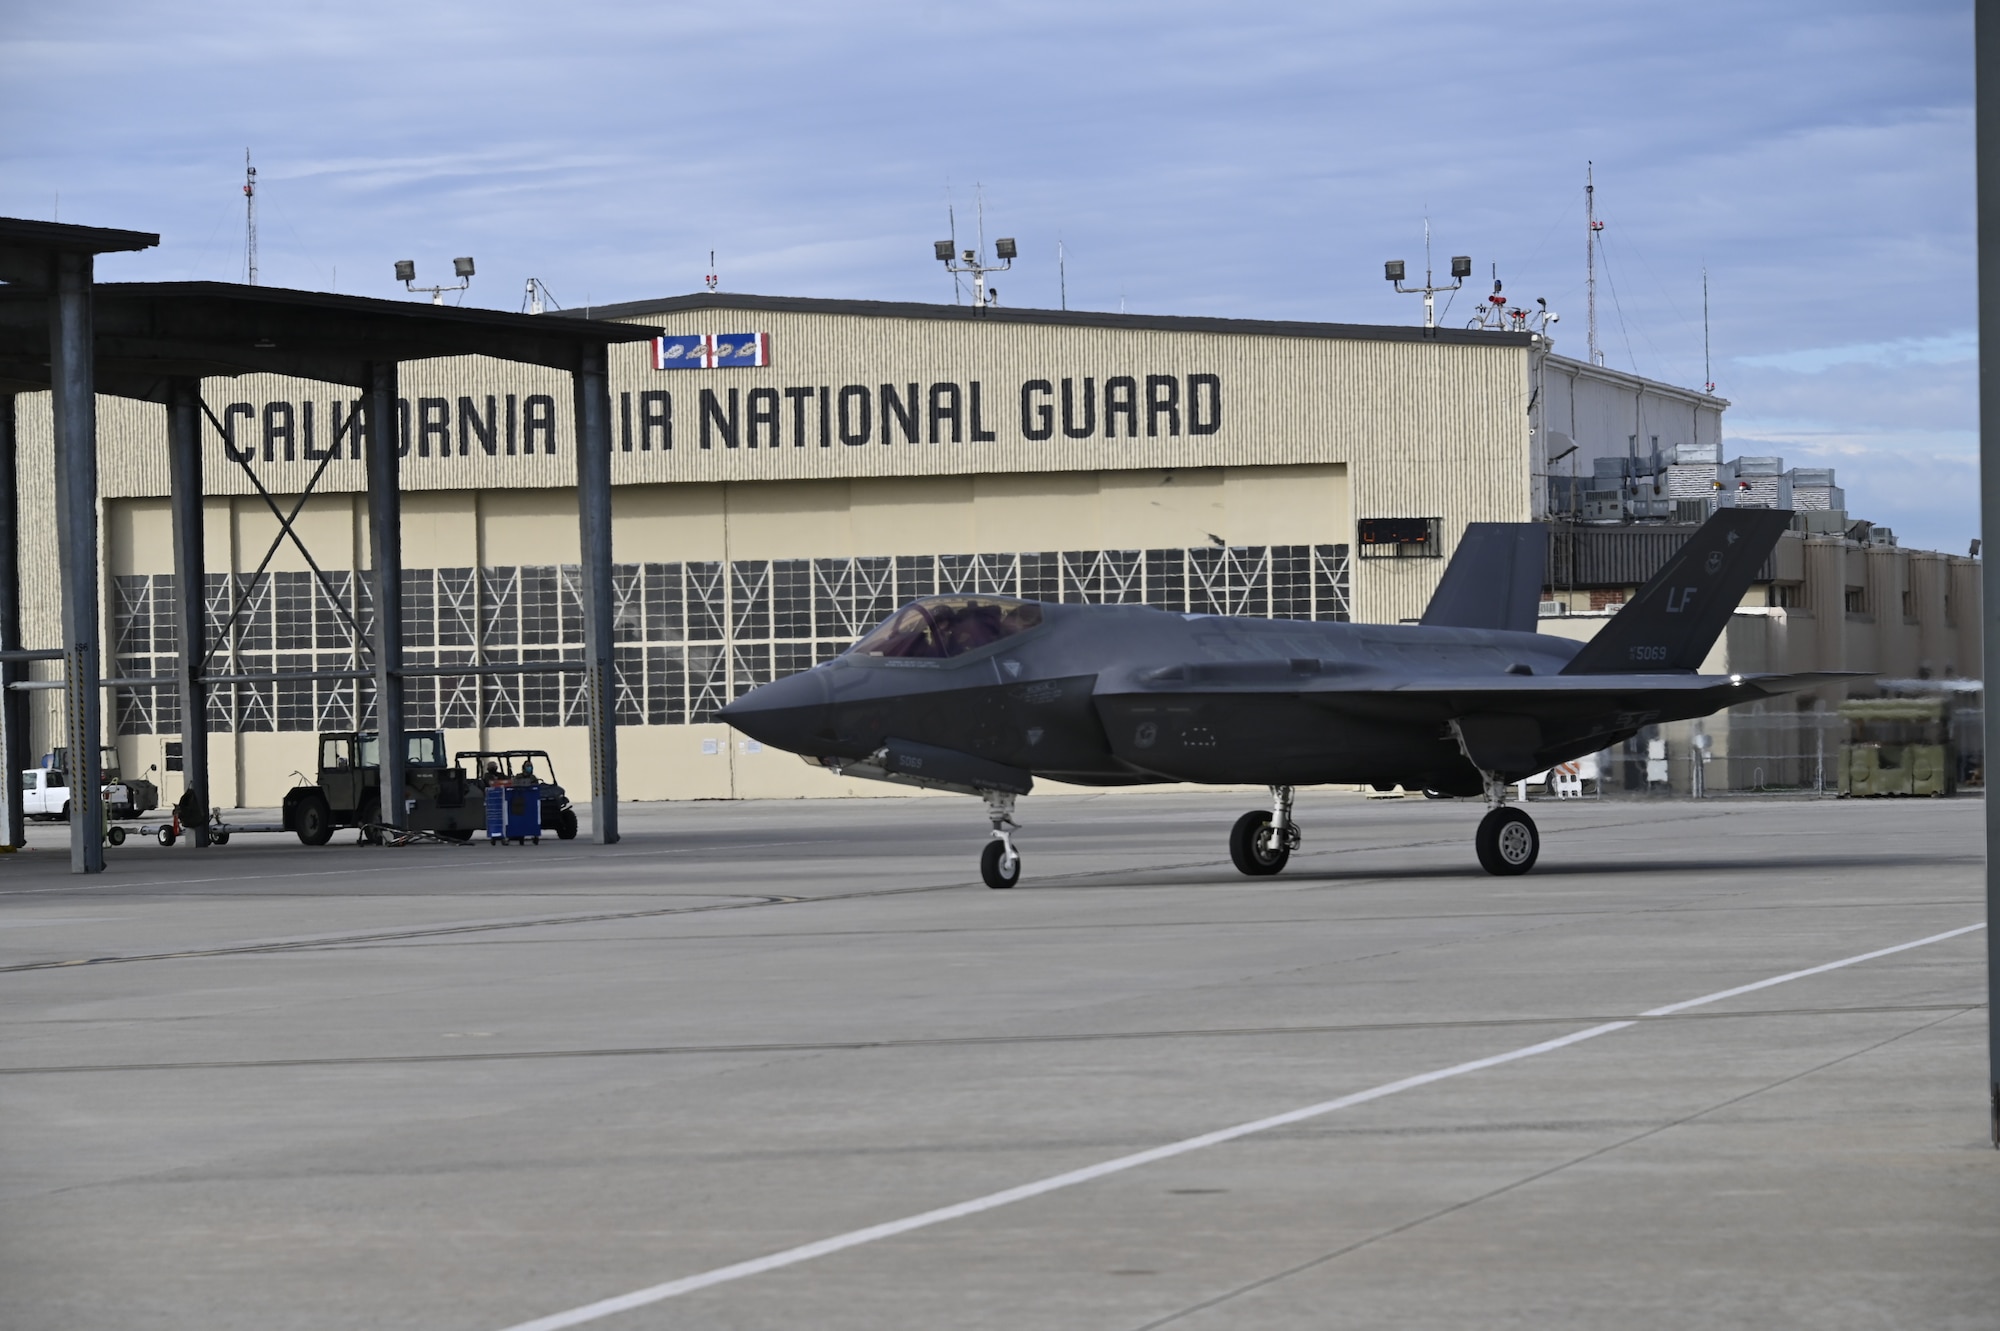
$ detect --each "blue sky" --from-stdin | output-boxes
[3,1,1976,551]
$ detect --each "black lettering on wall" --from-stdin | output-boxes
[784,386,814,448]
[223,404,255,462]
[700,388,740,449]
[262,401,295,462]
[300,402,334,461]
[523,394,557,455]
[397,398,412,457]
[332,400,365,459]
[639,390,671,450]
[837,385,872,446]
[1145,375,1181,437]
[505,394,519,456]
[928,382,962,443]
[417,397,450,458]
[1187,373,1221,435]
[1103,376,1138,438]
[460,396,499,456]
[746,387,782,448]
[1061,378,1095,438]
[880,383,920,444]
[1021,380,1054,441]
[818,386,831,446]
[968,382,997,442]
[618,391,633,452]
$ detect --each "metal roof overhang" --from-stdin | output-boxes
[0,218,159,290]
[0,280,661,401]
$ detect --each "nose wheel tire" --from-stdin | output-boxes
[1229,810,1291,876]
[1475,806,1540,875]
[980,839,1021,889]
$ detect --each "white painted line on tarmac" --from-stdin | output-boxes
[494,921,1987,1331]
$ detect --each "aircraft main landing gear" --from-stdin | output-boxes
[1473,775,1539,876]
[1230,785,1299,876]
[980,789,1022,889]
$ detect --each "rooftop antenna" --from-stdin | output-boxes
[523,277,559,314]
[1586,162,1604,366]
[243,149,258,286]
[1059,237,1067,311]
[705,249,719,293]
[1702,264,1715,394]
[1383,217,1469,328]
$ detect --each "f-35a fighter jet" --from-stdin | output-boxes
[722,508,1852,888]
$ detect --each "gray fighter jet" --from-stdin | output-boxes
[722,509,1850,887]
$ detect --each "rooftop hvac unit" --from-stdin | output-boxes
[1581,489,1627,523]
[1669,442,1722,465]
[1787,467,1837,487]
[1673,497,1712,524]
[1734,456,1785,477]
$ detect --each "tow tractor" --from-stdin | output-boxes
[456,749,580,841]
[281,730,483,845]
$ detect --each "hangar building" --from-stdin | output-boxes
[9,292,1747,805]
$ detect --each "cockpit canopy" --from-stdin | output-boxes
[850,596,1045,659]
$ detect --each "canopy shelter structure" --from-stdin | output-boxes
[0,258,660,870]
[0,219,159,869]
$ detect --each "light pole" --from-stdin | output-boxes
[935,236,1015,311]
[395,256,475,305]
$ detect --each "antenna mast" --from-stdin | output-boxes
[1586,162,1603,366]
[1059,239,1067,311]
[1702,265,1715,393]
[243,149,258,286]
[705,249,719,293]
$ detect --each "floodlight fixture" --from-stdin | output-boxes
[398,253,477,304]
[1384,260,1405,283]
[995,237,1017,260]
[1450,255,1472,279]
[1384,229,1468,328]
[934,240,954,262]
[933,212,1015,313]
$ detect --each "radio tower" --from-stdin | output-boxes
[1585,162,1603,366]
[243,149,259,286]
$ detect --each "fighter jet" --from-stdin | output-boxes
[722,509,1850,888]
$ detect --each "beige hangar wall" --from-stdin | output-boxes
[10,297,1538,805]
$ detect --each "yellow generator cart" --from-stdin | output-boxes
[1837,698,1955,797]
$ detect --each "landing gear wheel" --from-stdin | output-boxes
[1475,806,1539,876]
[211,831,230,846]
[980,838,1020,889]
[156,825,177,847]
[554,808,578,841]
[1229,810,1290,876]
[295,794,335,846]
[106,825,126,846]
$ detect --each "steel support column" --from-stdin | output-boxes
[366,361,405,831]
[49,252,103,872]
[1977,0,2000,1148]
[572,342,619,844]
[167,377,209,847]
[0,393,25,848]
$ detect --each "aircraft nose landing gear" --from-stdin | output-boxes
[1230,785,1300,876]
[980,789,1022,889]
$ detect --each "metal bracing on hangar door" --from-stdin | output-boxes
[0,253,660,869]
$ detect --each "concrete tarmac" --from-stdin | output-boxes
[0,791,1993,1330]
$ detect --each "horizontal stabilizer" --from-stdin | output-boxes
[1561,508,1793,675]
[1421,523,1550,634]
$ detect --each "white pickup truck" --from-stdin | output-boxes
[20,763,157,822]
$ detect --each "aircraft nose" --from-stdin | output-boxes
[718,667,832,752]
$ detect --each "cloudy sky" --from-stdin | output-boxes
[4,1,1975,550]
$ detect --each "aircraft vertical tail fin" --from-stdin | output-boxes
[1419,523,1549,634]
[1560,508,1793,675]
